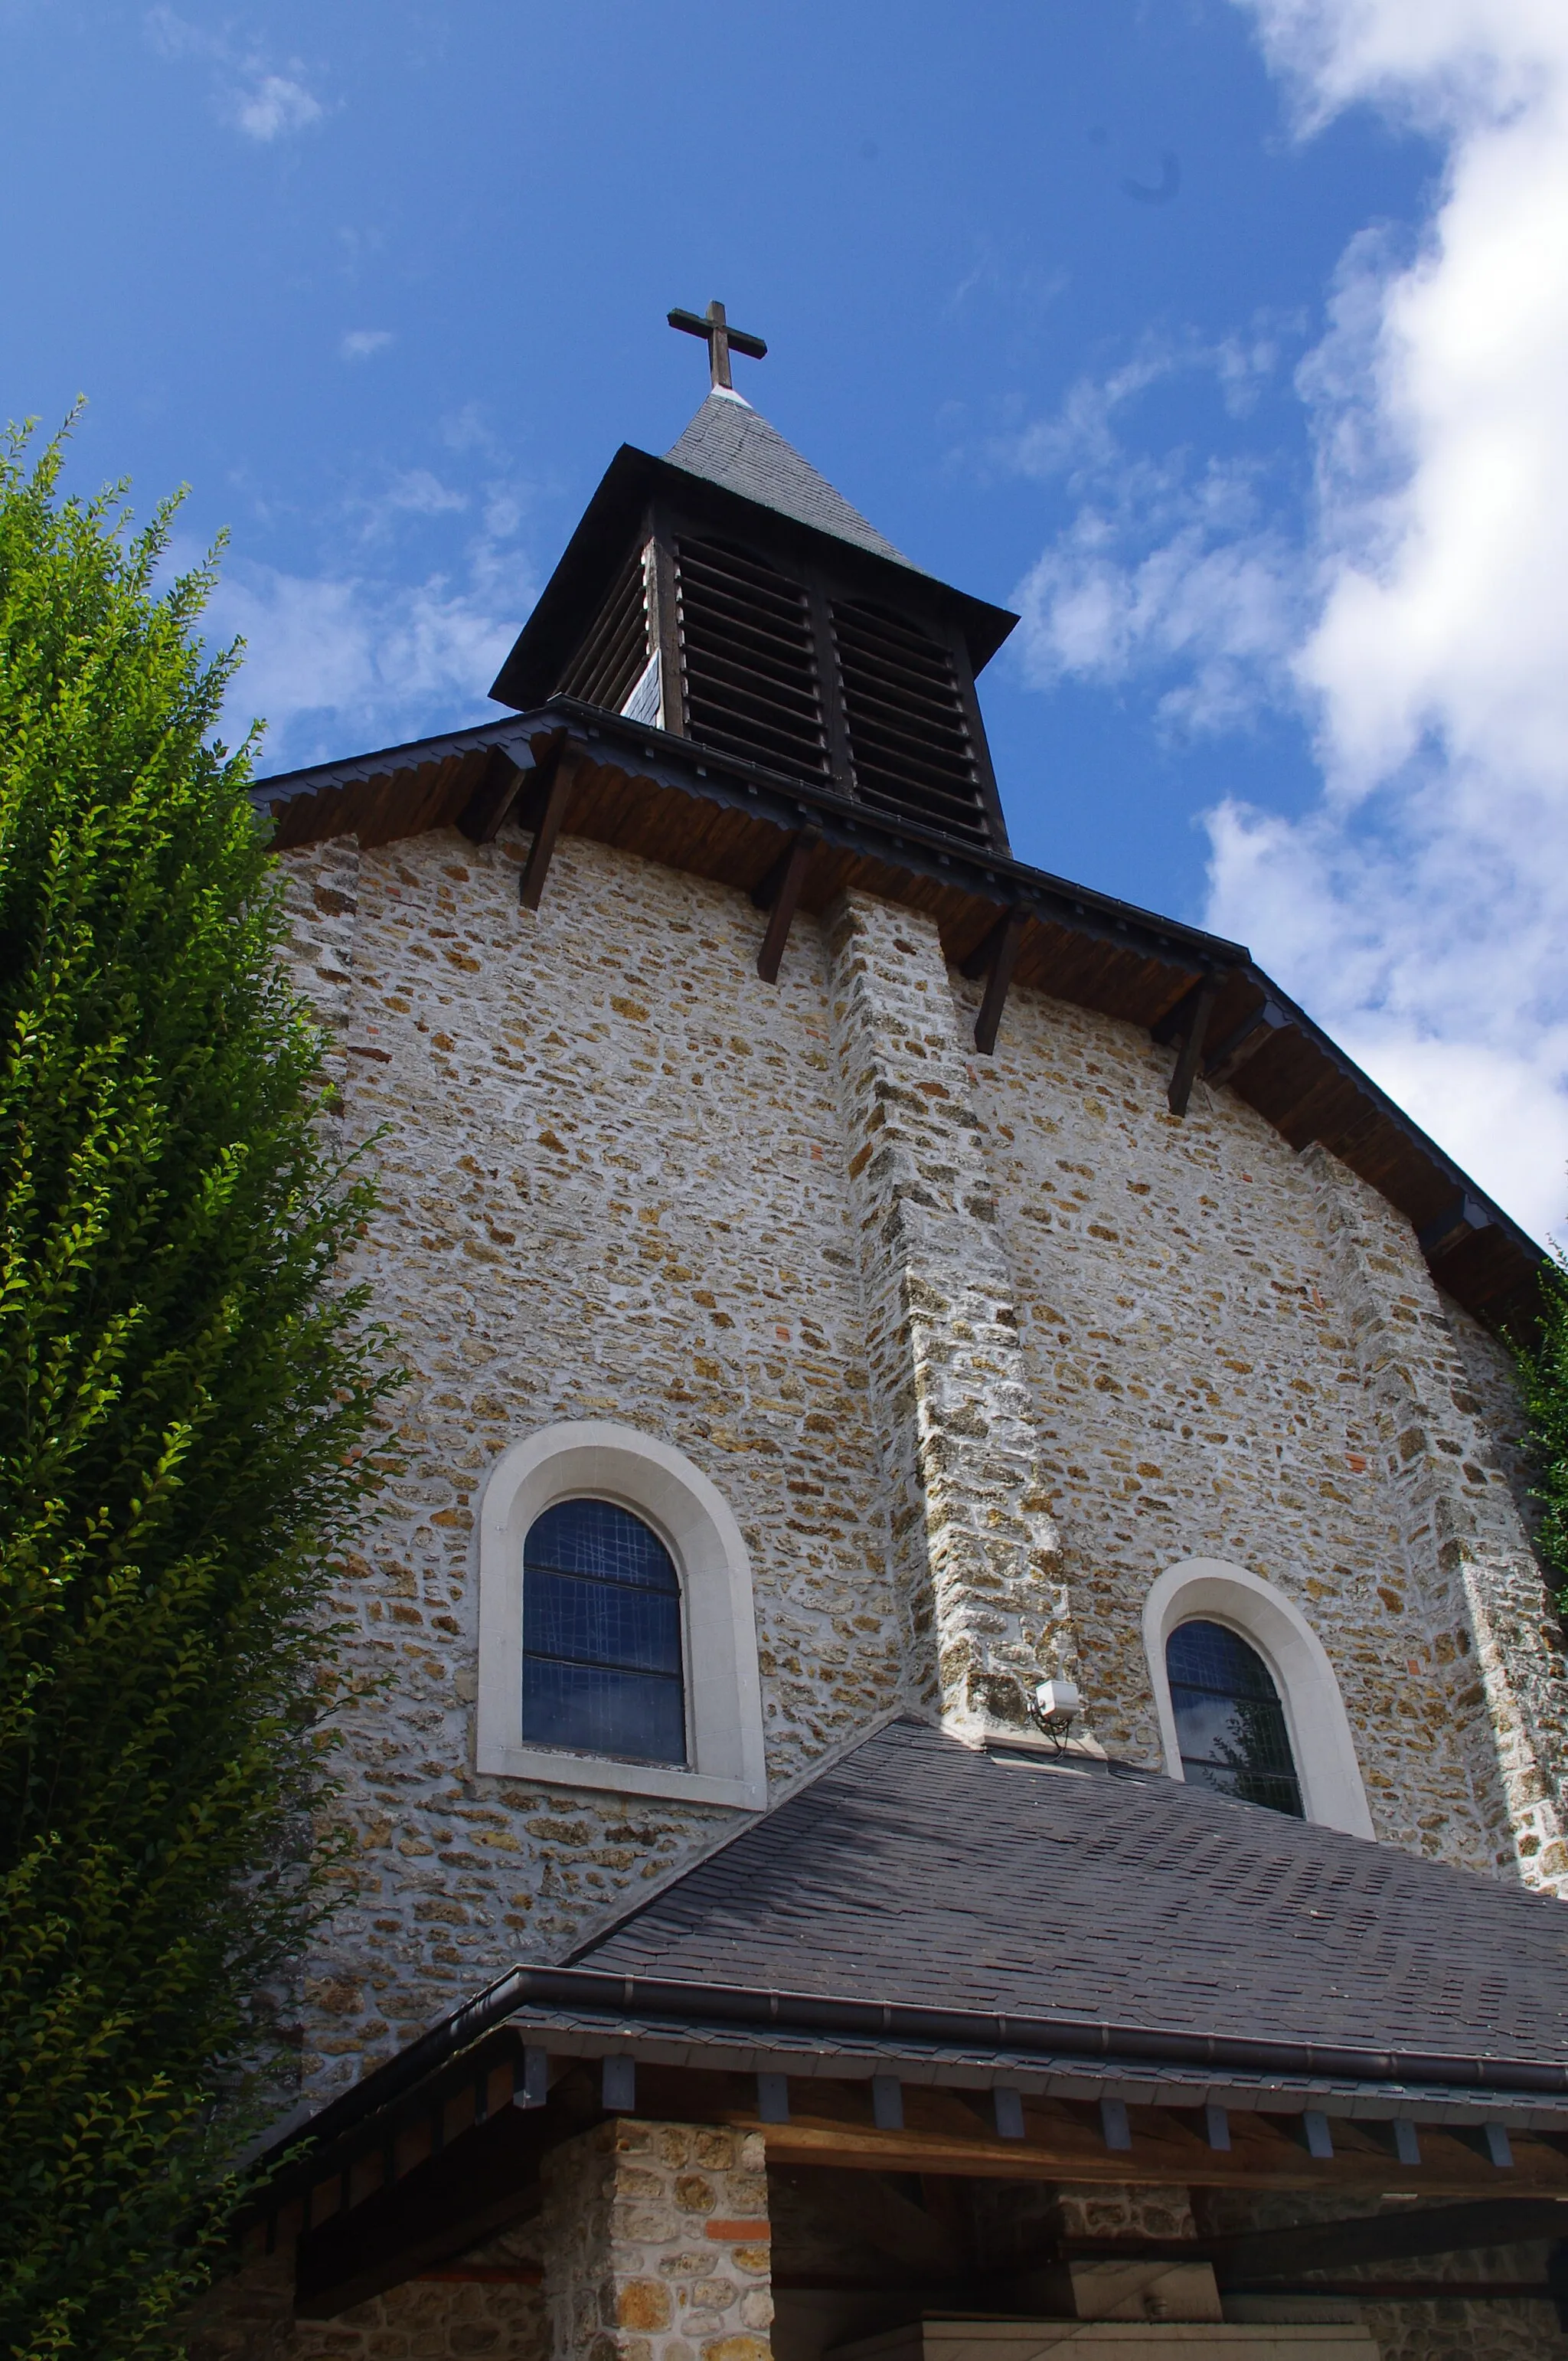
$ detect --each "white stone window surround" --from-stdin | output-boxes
[476,1420,767,1810]
[1143,1558,1374,1839]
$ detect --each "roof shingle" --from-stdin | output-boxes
[665,391,914,569]
[566,1718,1568,2066]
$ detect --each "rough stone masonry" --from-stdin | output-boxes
[273,820,1568,2114]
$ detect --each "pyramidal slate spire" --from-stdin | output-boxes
[664,387,913,571]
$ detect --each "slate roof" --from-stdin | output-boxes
[270,1717,1568,2167]
[563,1718,1568,2072]
[665,390,915,570]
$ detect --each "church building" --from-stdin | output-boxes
[206,306,1568,2361]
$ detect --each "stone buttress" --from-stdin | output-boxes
[1308,1143,1568,1892]
[824,890,1086,1738]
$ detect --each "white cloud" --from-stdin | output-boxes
[1237,0,1566,134]
[1204,781,1568,1240]
[442,404,504,459]
[183,404,538,769]
[209,563,525,770]
[342,468,474,546]
[1014,458,1301,734]
[1004,329,1287,488]
[341,329,394,361]
[1008,5,1568,1243]
[1214,0,1568,1241]
[382,469,468,518]
[231,70,322,141]
[1006,342,1304,734]
[145,11,328,142]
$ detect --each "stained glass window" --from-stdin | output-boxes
[1166,1619,1304,1819]
[521,1499,687,1765]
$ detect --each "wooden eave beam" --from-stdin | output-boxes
[1210,2194,1568,2284]
[294,2104,549,2318]
[778,2165,967,2277]
[742,2107,1553,2196]
[259,2039,1568,2325]
[456,745,531,845]
[1419,1192,1494,1263]
[961,907,1027,1056]
[1204,998,1290,1089]
[631,2065,1568,2201]
[751,827,821,983]
[296,2048,1568,2216]
[289,2051,608,2319]
[1256,1051,1364,1152]
[517,746,577,912]
[1150,973,1211,1046]
[1167,976,1220,1118]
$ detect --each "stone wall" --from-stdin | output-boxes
[1358,2294,1560,2361]
[1305,1147,1568,1888]
[1445,1297,1544,1552]
[960,943,1565,1879]
[273,827,1568,2100]
[279,830,903,2099]
[186,2242,548,2361]
[299,2271,548,2361]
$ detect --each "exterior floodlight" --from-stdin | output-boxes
[1031,1678,1081,1752]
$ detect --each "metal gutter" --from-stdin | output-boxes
[499,1965,1568,2099]
[260,1957,1568,2175]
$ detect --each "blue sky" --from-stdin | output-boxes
[5,0,1567,1240]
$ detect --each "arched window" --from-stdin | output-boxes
[1143,1559,1371,1836]
[1165,1620,1304,1820]
[521,1499,687,1766]
[479,1421,766,1807]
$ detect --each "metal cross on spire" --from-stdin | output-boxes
[668,298,767,391]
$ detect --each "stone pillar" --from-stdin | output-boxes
[540,2117,773,2361]
[1306,1143,1568,1892]
[824,891,1085,1737]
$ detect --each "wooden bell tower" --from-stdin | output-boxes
[488,305,1018,856]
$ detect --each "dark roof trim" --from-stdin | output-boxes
[260,1962,534,2167]
[1236,970,1537,1264]
[251,712,536,802]
[259,1952,1568,2178]
[505,1964,1568,2098]
[250,697,1247,973]
[485,444,1018,713]
[249,698,1544,1316]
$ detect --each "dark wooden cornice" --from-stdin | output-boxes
[250,699,1544,1330]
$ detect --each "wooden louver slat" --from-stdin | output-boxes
[674,538,830,783]
[557,546,651,714]
[831,599,992,849]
